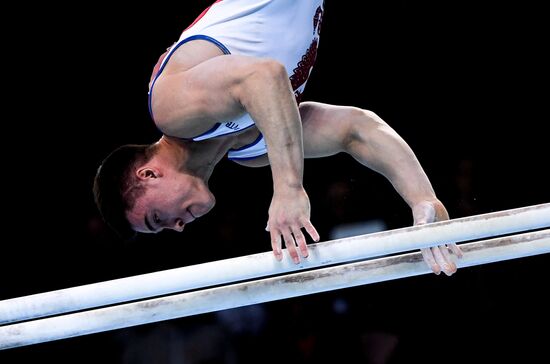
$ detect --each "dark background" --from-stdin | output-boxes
[2,1,548,363]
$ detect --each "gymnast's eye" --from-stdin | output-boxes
[153,213,161,225]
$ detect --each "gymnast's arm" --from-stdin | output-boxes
[152,53,319,263]
[298,101,463,276]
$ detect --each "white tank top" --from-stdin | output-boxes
[149,0,324,160]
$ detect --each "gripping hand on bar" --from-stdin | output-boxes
[413,200,463,275]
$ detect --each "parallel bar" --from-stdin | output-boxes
[1,229,549,350]
[1,203,549,325]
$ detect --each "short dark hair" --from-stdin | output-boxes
[93,144,158,239]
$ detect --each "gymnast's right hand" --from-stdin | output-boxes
[266,186,320,264]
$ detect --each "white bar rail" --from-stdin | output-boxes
[1,203,549,325]
[1,229,548,350]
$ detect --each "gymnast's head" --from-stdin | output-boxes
[93,141,215,239]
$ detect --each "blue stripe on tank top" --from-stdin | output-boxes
[148,35,231,123]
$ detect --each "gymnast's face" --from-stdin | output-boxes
[126,167,215,234]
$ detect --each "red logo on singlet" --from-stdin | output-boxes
[290,6,323,103]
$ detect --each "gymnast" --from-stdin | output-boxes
[94,0,462,275]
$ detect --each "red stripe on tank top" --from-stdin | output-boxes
[149,1,224,88]
[184,0,223,31]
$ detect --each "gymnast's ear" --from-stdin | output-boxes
[136,167,163,180]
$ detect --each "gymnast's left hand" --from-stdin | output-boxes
[412,200,463,276]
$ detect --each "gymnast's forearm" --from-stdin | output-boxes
[237,60,304,193]
[345,112,438,208]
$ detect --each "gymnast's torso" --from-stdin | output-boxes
[149,0,324,161]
